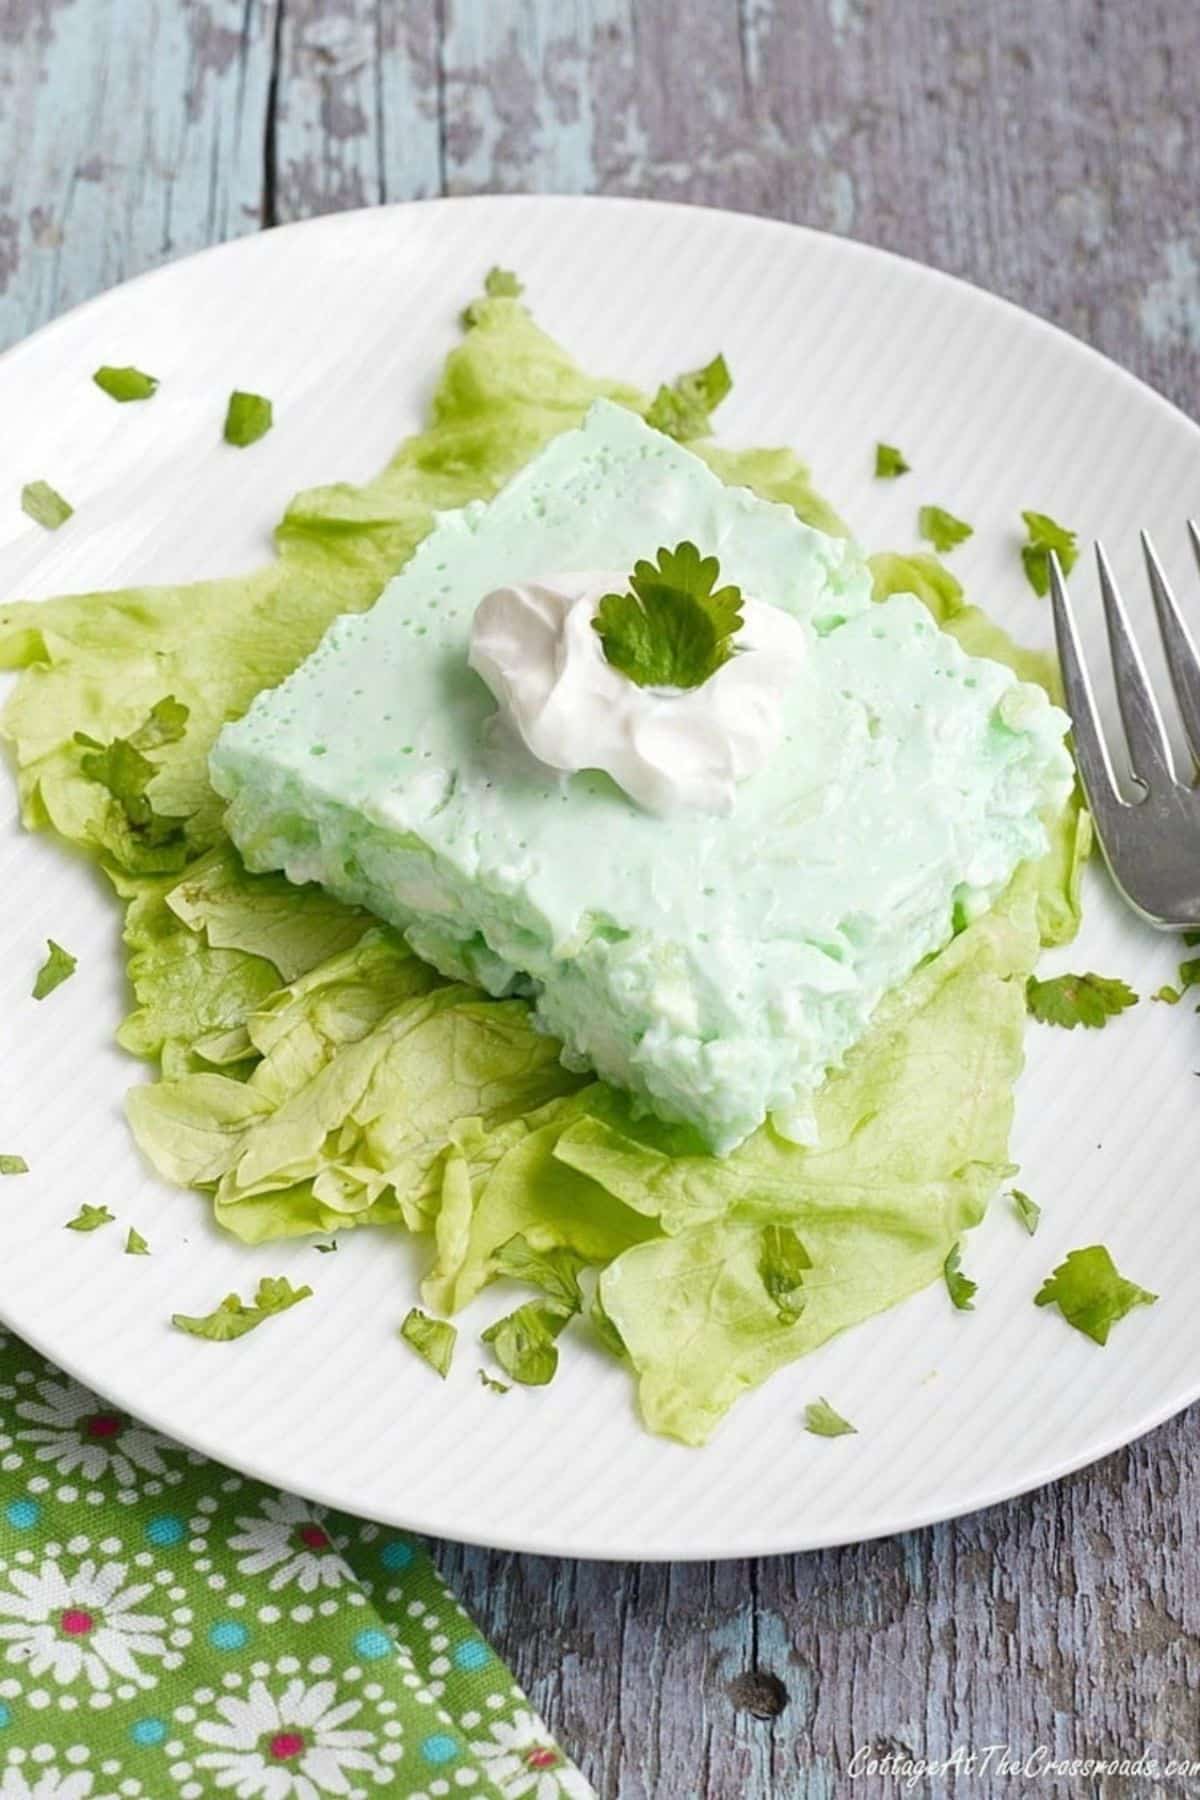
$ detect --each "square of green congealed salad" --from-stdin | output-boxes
[4,273,1148,1446]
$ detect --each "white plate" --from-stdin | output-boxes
[2,197,1198,1562]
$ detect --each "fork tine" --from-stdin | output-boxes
[1142,529,1200,771]
[1048,552,1123,819]
[1096,540,1177,788]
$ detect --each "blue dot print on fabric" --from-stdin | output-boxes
[208,1620,249,1651]
[380,1538,414,1571]
[421,1734,460,1766]
[4,1499,39,1530]
[130,1717,168,1747]
[453,1639,490,1672]
[145,1514,185,1547]
[353,1627,393,1660]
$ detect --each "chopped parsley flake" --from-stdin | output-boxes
[0,1155,29,1176]
[1026,971,1138,1029]
[492,1235,586,1315]
[1153,985,1182,1005]
[33,939,77,1000]
[21,481,73,530]
[93,365,159,403]
[224,390,274,448]
[918,505,973,554]
[124,1227,150,1255]
[172,1275,312,1341]
[1010,1189,1041,1236]
[1177,957,1200,994]
[313,1239,339,1254]
[399,1308,457,1378]
[66,1203,114,1233]
[1034,1245,1157,1345]
[593,540,744,690]
[1021,510,1078,597]
[943,1244,977,1311]
[805,1398,857,1438]
[481,1301,571,1387]
[478,1369,510,1394]
[758,1223,812,1326]
[644,353,732,442]
[874,443,910,479]
[74,696,191,870]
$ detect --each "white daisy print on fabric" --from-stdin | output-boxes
[0,1557,168,1690]
[193,1675,390,1796]
[228,1493,350,1594]
[470,1708,594,1800]
[14,1371,172,1487]
[1,1769,94,1800]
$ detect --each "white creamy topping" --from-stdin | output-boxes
[468,571,808,815]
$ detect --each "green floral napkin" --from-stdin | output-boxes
[0,1327,591,1799]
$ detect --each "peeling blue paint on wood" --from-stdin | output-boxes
[0,0,274,346]
[1,3,1199,1794]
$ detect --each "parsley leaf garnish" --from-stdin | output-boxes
[124,1227,150,1255]
[0,1155,29,1176]
[943,1244,977,1310]
[481,1301,571,1387]
[21,481,73,530]
[478,1369,510,1394]
[1021,510,1078,597]
[874,443,910,479]
[74,696,191,870]
[644,353,732,442]
[593,541,744,690]
[1010,1189,1041,1236]
[1177,957,1200,995]
[33,939,77,1000]
[172,1275,312,1341]
[1153,985,1182,1005]
[758,1224,811,1326]
[224,391,274,448]
[1026,971,1138,1029]
[918,505,973,553]
[66,1203,114,1233]
[1034,1246,1157,1345]
[93,365,159,403]
[400,1308,457,1378]
[805,1398,857,1438]
[492,1235,586,1315]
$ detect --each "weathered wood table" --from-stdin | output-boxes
[3,4,1198,1794]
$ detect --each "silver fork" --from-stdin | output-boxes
[1049,523,1200,928]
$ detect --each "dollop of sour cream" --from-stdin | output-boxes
[468,572,808,816]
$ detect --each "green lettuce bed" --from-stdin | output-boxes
[0,291,1086,1445]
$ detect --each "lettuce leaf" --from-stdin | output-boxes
[586,875,1038,1441]
[129,980,583,1244]
[1,289,1088,1446]
[420,1095,655,1316]
[112,854,372,1076]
